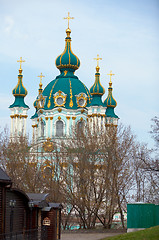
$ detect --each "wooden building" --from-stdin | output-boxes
[0,167,62,240]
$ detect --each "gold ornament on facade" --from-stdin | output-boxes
[72,116,76,120]
[53,90,67,107]
[43,138,54,152]
[69,80,73,108]
[58,116,61,120]
[76,93,87,108]
[58,108,62,112]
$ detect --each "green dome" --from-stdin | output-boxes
[55,28,80,72]
[12,69,27,97]
[39,27,90,111]
[104,81,118,118]
[89,66,105,106]
[42,74,91,110]
[104,82,117,108]
[9,69,29,109]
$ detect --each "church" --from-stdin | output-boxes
[9,13,119,143]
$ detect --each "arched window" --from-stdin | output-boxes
[78,121,84,130]
[56,120,64,137]
[41,120,45,137]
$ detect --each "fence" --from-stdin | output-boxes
[0,227,48,240]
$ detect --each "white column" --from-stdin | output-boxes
[45,117,49,138]
[72,117,76,134]
[66,117,70,136]
[24,116,27,136]
[98,115,101,133]
[50,117,53,137]
[103,115,106,132]
[35,125,38,143]
[10,116,14,137]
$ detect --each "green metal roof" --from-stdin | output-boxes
[9,96,29,109]
[106,107,118,118]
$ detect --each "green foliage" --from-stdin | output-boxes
[101,226,159,240]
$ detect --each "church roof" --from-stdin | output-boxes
[33,26,91,113]
[55,28,80,72]
[89,60,105,107]
[104,72,118,118]
[9,60,29,109]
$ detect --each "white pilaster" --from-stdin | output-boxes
[66,116,70,136]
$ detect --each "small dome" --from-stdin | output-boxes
[104,82,117,108]
[55,28,80,72]
[90,66,105,96]
[12,70,27,97]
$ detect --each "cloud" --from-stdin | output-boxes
[4,16,14,35]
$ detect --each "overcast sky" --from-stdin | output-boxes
[0,0,158,147]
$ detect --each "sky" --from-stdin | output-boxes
[0,0,158,148]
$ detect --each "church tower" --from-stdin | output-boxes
[88,55,106,132]
[104,71,119,126]
[9,57,29,138]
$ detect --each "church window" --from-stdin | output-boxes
[78,98,85,106]
[41,120,45,136]
[57,97,64,105]
[78,121,83,130]
[56,120,64,137]
[76,93,87,108]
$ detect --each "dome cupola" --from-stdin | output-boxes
[89,55,105,106]
[55,12,80,73]
[9,57,29,109]
[104,71,118,118]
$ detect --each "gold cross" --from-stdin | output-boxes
[37,73,45,84]
[94,54,102,67]
[107,70,115,83]
[64,12,74,29]
[17,57,25,69]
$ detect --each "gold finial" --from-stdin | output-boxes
[37,72,45,84]
[17,57,25,70]
[107,70,115,86]
[64,12,74,29]
[94,54,102,72]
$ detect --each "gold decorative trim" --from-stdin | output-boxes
[76,93,87,108]
[43,138,54,152]
[69,79,73,107]
[32,124,38,128]
[45,117,49,120]
[53,90,67,107]
[72,117,76,120]
[58,108,62,112]
[80,117,83,121]
[50,117,53,120]
[81,109,84,113]
[58,116,61,120]
[47,79,59,108]
[66,116,70,120]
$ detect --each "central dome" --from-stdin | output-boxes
[42,27,90,110]
[55,28,80,72]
